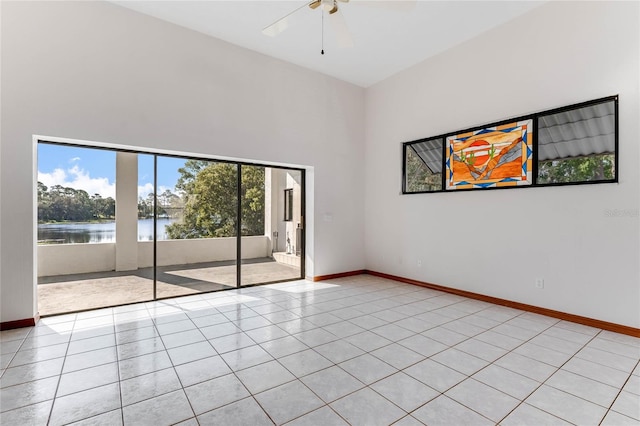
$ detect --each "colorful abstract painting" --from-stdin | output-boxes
[445,119,533,190]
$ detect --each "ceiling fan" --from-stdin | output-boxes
[263,0,354,53]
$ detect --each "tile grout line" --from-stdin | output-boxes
[387,305,556,424]
[2,276,638,425]
[362,298,584,424]
[246,289,501,424]
[494,326,609,425]
[597,357,640,426]
[44,313,79,426]
[111,308,126,426]
[172,298,274,425]
[147,298,199,424]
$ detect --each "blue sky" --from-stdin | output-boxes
[37,144,185,199]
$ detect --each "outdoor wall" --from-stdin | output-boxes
[137,236,268,269]
[37,236,269,277]
[364,1,640,327]
[0,1,365,322]
[284,171,303,255]
[38,244,116,277]
[264,168,299,255]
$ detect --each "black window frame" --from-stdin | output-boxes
[402,95,619,194]
[403,137,445,193]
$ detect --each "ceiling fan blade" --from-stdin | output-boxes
[262,2,311,37]
[329,10,354,48]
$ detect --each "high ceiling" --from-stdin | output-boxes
[112,1,544,87]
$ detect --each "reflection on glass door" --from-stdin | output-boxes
[241,166,303,286]
[155,157,238,298]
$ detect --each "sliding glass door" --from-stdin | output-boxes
[240,166,303,286]
[155,157,238,298]
[37,141,304,315]
[37,145,155,315]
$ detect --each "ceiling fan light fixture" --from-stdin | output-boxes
[321,0,334,12]
[329,4,338,14]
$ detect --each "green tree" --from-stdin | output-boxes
[104,197,116,218]
[91,194,115,219]
[158,189,181,218]
[166,162,264,239]
[39,185,93,221]
[38,182,50,220]
[138,196,152,218]
[406,147,442,192]
[140,192,162,215]
[538,154,614,184]
[241,166,266,236]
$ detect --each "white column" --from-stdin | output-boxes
[115,152,138,271]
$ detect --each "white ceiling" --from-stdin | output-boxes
[112,1,544,87]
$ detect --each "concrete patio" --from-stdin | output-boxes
[38,258,301,316]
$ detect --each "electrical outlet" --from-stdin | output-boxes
[417,259,423,267]
[535,278,544,289]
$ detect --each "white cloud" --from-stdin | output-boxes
[138,183,154,199]
[69,157,81,163]
[38,166,176,201]
[38,166,116,198]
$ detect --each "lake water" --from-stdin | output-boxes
[38,218,176,244]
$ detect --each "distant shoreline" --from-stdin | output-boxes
[37,217,163,225]
[38,219,115,225]
[37,218,176,244]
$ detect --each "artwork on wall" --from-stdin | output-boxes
[445,119,533,190]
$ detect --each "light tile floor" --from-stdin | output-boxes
[1,275,639,425]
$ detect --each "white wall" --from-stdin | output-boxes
[0,1,365,322]
[365,2,640,327]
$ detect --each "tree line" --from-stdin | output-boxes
[38,182,115,222]
[38,181,185,223]
[137,189,182,219]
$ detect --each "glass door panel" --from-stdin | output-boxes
[155,157,238,298]
[240,166,303,286]
[37,144,154,315]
